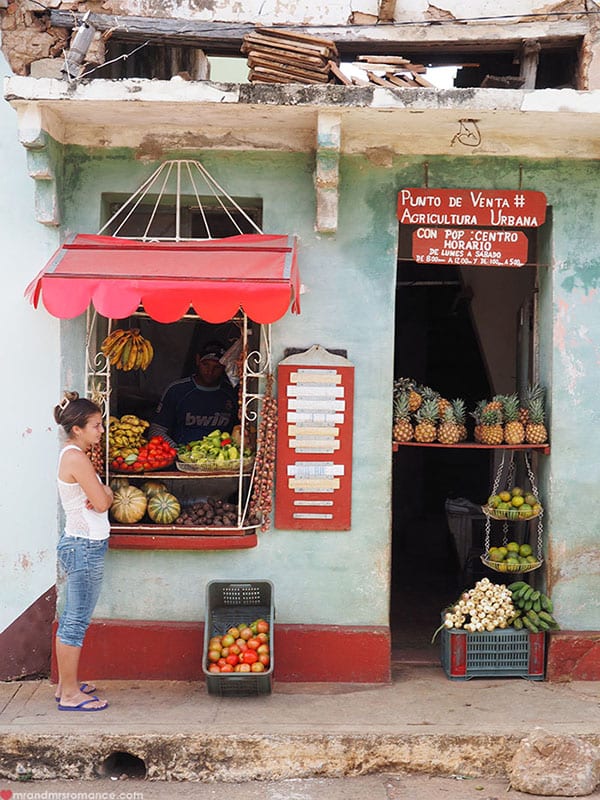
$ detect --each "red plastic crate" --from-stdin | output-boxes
[441,626,545,680]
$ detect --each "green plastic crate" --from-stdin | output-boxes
[441,625,545,680]
[203,580,274,696]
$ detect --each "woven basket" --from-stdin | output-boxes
[482,504,542,521]
[176,456,255,473]
[480,555,543,574]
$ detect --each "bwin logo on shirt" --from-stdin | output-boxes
[185,412,230,428]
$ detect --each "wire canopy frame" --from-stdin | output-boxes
[98,159,264,242]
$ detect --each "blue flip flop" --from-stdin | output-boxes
[55,682,97,702]
[58,697,108,712]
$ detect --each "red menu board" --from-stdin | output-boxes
[412,228,529,267]
[275,346,354,531]
[398,188,547,227]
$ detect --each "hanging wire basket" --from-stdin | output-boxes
[480,451,545,574]
[481,504,543,521]
[480,555,543,573]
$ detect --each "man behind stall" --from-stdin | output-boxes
[149,341,239,448]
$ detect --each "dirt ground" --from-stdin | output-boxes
[1,774,599,800]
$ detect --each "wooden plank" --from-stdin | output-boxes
[247,55,331,80]
[243,31,334,59]
[351,74,370,87]
[241,42,329,68]
[357,55,411,64]
[249,65,327,84]
[387,74,419,87]
[255,25,338,54]
[328,60,352,85]
[520,39,541,90]
[411,72,435,87]
[352,61,427,74]
[366,70,399,88]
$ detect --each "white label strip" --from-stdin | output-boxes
[287,385,344,398]
[290,370,341,384]
[289,478,340,490]
[287,463,344,477]
[290,439,340,451]
[287,412,344,424]
[293,500,334,506]
[288,399,346,411]
[288,426,339,437]
[293,513,334,520]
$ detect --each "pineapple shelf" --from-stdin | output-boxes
[392,442,550,453]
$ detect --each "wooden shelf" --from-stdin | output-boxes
[110,469,252,479]
[392,441,550,455]
[109,530,258,551]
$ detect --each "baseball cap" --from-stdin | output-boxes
[197,341,225,363]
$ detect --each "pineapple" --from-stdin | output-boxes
[502,393,525,445]
[451,398,468,441]
[520,383,545,426]
[394,377,422,413]
[437,405,461,445]
[471,399,487,443]
[479,408,504,445]
[484,394,504,415]
[392,391,414,442]
[437,396,452,418]
[525,398,548,444]
[414,398,438,443]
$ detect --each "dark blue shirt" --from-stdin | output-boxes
[150,377,238,446]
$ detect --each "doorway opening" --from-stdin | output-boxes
[391,254,540,661]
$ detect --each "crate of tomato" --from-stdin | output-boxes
[203,580,274,696]
[111,435,177,473]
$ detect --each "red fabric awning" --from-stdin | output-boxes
[26,233,300,324]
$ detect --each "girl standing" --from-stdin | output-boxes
[54,391,113,711]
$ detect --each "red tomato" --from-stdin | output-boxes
[258,653,270,666]
[220,664,234,672]
[256,620,270,634]
[242,650,258,665]
[238,663,251,673]
[217,658,227,668]
[208,664,220,673]
[225,654,239,666]
[247,637,261,650]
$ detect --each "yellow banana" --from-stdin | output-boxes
[108,334,130,366]
[101,328,126,354]
[126,338,139,371]
[118,338,133,370]
[133,338,145,370]
[142,337,154,370]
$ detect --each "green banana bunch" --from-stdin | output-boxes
[507,581,559,633]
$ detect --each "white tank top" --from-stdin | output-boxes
[57,445,110,541]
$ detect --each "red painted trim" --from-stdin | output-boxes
[109,532,257,550]
[393,442,550,454]
[52,620,391,683]
[449,631,467,677]
[528,631,545,677]
[0,586,56,681]
[546,631,600,681]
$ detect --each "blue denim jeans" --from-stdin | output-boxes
[56,535,108,648]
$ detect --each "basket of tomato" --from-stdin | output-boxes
[111,435,177,473]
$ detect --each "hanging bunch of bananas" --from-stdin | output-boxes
[108,414,149,462]
[101,329,154,371]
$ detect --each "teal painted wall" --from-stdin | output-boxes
[0,45,62,640]
[58,147,600,633]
